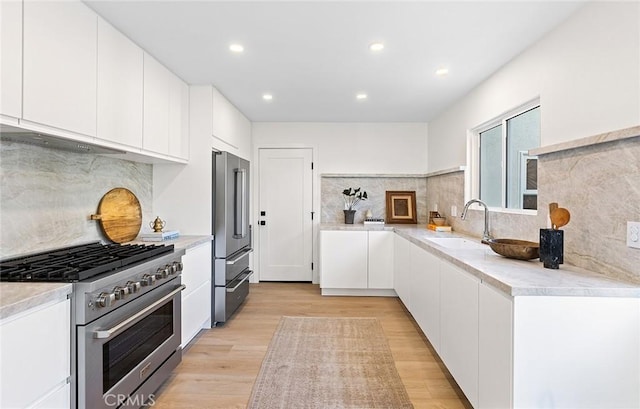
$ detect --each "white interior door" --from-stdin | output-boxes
[258,148,313,281]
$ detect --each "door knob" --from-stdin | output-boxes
[260,220,266,226]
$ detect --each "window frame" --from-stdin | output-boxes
[465,98,540,215]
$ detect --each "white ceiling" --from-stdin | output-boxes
[84,1,585,123]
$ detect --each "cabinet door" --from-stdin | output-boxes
[212,87,235,147]
[320,231,368,289]
[410,244,441,352]
[479,283,513,409]
[23,1,97,136]
[393,234,412,307]
[0,299,70,408]
[96,18,143,149]
[143,53,170,154]
[32,383,70,409]
[368,231,394,289]
[168,75,189,159]
[181,242,212,346]
[0,0,22,119]
[440,261,479,408]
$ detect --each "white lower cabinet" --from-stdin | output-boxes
[393,234,412,306]
[440,261,480,408]
[0,298,70,409]
[479,283,513,409]
[32,383,70,409]
[511,296,640,409]
[320,230,395,294]
[409,242,441,352]
[367,231,394,289]
[181,242,212,347]
[403,239,640,409]
[320,231,368,289]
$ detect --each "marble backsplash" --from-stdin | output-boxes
[427,133,640,284]
[536,136,640,284]
[321,176,427,224]
[0,140,153,258]
[426,171,541,242]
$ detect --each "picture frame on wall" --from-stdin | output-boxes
[385,191,417,224]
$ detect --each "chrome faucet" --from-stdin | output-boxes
[461,199,492,244]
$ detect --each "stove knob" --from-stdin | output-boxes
[141,274,156,286]
[156,267,169,280]
[97,292,115,308]
[113,286,129,300]
[173,261,183,272]
[167,263,176,275]
[126,281,141,293]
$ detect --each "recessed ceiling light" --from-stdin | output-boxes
[262,94,273,101]
[369,42,384,52]
[229,44,244,53]
[356,93,368,100]
[435,67,449,76]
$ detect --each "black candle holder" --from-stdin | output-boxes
[540,228,564,269]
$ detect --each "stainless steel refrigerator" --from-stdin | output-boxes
[212,151,252,325]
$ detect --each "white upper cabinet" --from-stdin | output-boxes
[143,52,189,159]
[212,87,235,146]
[0,0,22,120]
[211,87,251,157]
[23,0,97,137]
[143,53,171,155]
[96,17,143,149]
[168,75,189,160]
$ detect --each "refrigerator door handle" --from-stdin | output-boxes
[226,248,253,265]
[234,168,248,238]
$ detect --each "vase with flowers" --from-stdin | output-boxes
[342,187,368,224]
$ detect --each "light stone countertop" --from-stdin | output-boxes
[321,223,640,298]
[0,235,212,321]
[0,282,72,321]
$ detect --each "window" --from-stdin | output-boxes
[469,102,540,211]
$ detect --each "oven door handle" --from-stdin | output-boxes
[94,285,186,340]
[227,271,253,292]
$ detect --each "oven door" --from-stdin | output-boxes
[77,279,185,409]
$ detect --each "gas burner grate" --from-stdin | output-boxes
[0,242,174,282]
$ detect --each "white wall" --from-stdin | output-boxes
[427,1,640,172]
[253,122,428,174]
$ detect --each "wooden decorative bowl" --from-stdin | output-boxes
[486,238,540,260]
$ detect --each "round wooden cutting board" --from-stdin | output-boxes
[91,188,142,243]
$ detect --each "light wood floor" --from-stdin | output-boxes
[153,283,472,409]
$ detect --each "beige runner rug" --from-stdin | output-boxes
[247,316,414,409]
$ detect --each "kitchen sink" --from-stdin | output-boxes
[425,237,487,250]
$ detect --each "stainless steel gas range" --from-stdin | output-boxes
[0,242,186,409]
